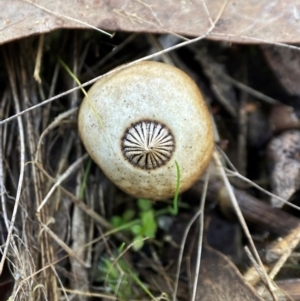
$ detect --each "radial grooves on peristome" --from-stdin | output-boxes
[122,120,175,169]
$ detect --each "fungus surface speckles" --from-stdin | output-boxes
[78,61,214,200]
[122,120,175,170]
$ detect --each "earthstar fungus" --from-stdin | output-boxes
[78,61,213,200]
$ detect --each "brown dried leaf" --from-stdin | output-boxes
[193,245,264,301]
[276,279,300,301]
[262,45,300,96]
[1,0,300,45]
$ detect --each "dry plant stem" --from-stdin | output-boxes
[20,230,156,299]
[224,168,300,211]
[164,51,190,76]
[56,50,78,176]
[212,32,300,51]
[70,33,80,107]
[0,93,9,229]
[237,68,248,176]
[191,171,209,301]
[48,62,60,98]
[0,0,225,126]
[213,150,278,301]
[35,162,112,229]
[29,105,55,299]
[268,225,300,281]
[244,246,270,289]
[43,63,60,129]
[37,153,88,213]
[33,34,44,83]
[81,33,139,79]
[38,220,89,268]
[0,37,214,125]
[115,272,125,299]
[35,107,78,162]
[0,51,26,276]
[173,209,202,301]
[78,40,90,73]
[51,265,70,301]
[147,34,175,65]
[70,126,89,299]
[149,244,174,294]
[17,252,73,289]
[98,178,107,220]
[35,162,133,267]
[220,146,293,204]
[193,48,280,106]
[85,189,94,268]
[19,55,55,299]
[221,72,279,105]
[22,0,112,37]
[58,288,117,300]
[56,132,75,176]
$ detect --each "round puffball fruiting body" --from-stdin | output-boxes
[78,61,213,200]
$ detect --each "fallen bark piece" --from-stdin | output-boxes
[193,244,264,301]
[268,130,300,207]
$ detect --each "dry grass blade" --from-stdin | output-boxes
[36,154,88,213]
[0,48,26,276]
[191,171,209,301]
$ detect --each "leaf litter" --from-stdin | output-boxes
[1,1,300,301]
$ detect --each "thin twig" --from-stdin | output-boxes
[37,220,90,268]
[173,209,201,301]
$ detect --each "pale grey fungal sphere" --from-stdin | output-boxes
[122,120,175,170]
[78,61,214,200]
